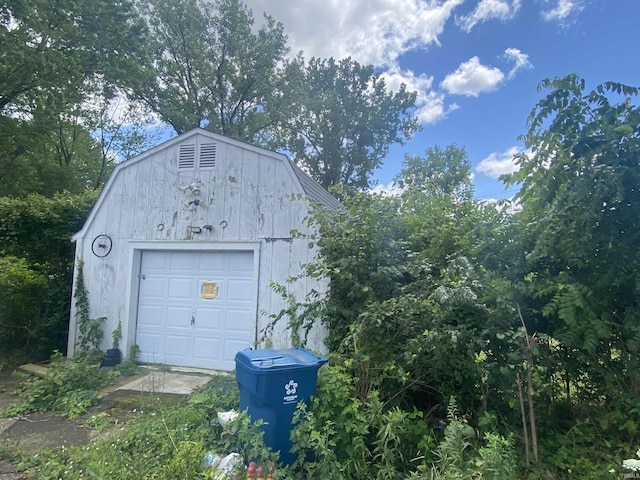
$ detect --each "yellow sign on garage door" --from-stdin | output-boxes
[201,281,219,299]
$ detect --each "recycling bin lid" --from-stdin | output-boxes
[235,347,327,372]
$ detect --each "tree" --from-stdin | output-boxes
[278,57,420,189]
[503,75,640,428]
[0,0,150,194]
[137,1,419,190]
[138,0,289,141]
[397,145,473,198]
[395,145,479,273]
[0,127,106,197]
[276,148,498,412]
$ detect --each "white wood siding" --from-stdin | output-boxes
[68,131,327,363]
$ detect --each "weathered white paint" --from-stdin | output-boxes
[68,129,332,369]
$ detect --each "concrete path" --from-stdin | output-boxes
[116,371,213,394]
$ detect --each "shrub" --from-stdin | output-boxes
[409,398,518,480]
[0,256,47,352]
[0,191,98,360]
[1,352,116,418]
[288,359,435,480]
[28,374,274,480]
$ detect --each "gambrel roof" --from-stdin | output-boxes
[73,128,340,241]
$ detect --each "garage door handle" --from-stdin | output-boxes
[191,314,195,326]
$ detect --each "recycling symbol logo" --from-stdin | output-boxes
[284,380,298,396]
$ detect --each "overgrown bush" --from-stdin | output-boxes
[407,398,518,479]
[0,191,98,359]
[11,358,526,480]
[0,256,48,352]
[289,359,436,479]
[27,374,274,480]
[1,352,116,419]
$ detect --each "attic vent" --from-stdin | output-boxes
[178,144,196,169]
[199,143,217,168]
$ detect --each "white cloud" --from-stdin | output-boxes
[476,146,523,178]
[504,47,533,79]
[541,0,583,22]
[456,0,522,32]
[381,67,434,93]
[381,67,458,124]
[244,0,464,67]
[416,91,460,124]
[440,57,504,97]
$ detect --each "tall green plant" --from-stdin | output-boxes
[2,352,115,419]
[0,256,47,352]
[289,360,434,480]
[502,75,640,434]
[0,192,97,359]
[406,398,518,480]
[73,260,104,355]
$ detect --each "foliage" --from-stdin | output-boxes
[5,357,521,480]
[110,344,141,377]
[0,191,97,266]
[73,260,105,355]
[502,75,640,441]
[0,191,97,358]
[1,352,116,419]
[0,256,47,351]
[277,57,420,189]
[28,374,275,480]
[300,360,435,480]
[137,0,419,190]
[308,189,408,351]
[138,0,289,141]
[0,129,109,197]
[408,398,518,480]
[0,0,150,194]
[1,6,637,473]
[397,145,473,199]
[278,149,499,414]
[112,321,123,350]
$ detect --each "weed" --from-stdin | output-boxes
[85,412,112,433]
[1,352,116,419]
[26,374,274,479]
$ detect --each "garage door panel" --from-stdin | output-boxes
[225,310,253,334]
[137,332,163,363]
[228,252,253,273]
[193,337,220,360]
[139,277,165,298]
[164,334,190,355]
[199,255,226,272]
[143,254,169,272]
[137,250,256,371]
[170,253,197,271]
[168,278,194,300]
[138,305,163,327]
[223,339,251,362]
[194,307,222,330]
[166,306,192,328]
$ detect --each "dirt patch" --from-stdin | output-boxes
[0,369,201,478]
[0,460,29,480]
[3,412,90,452]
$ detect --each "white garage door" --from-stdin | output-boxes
[136,250,256,370]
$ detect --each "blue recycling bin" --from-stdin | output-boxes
[235,347,327,465]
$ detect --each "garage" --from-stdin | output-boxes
[136,250,257,370]
[68,128,339,368]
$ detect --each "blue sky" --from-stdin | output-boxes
[244,0,639,200]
